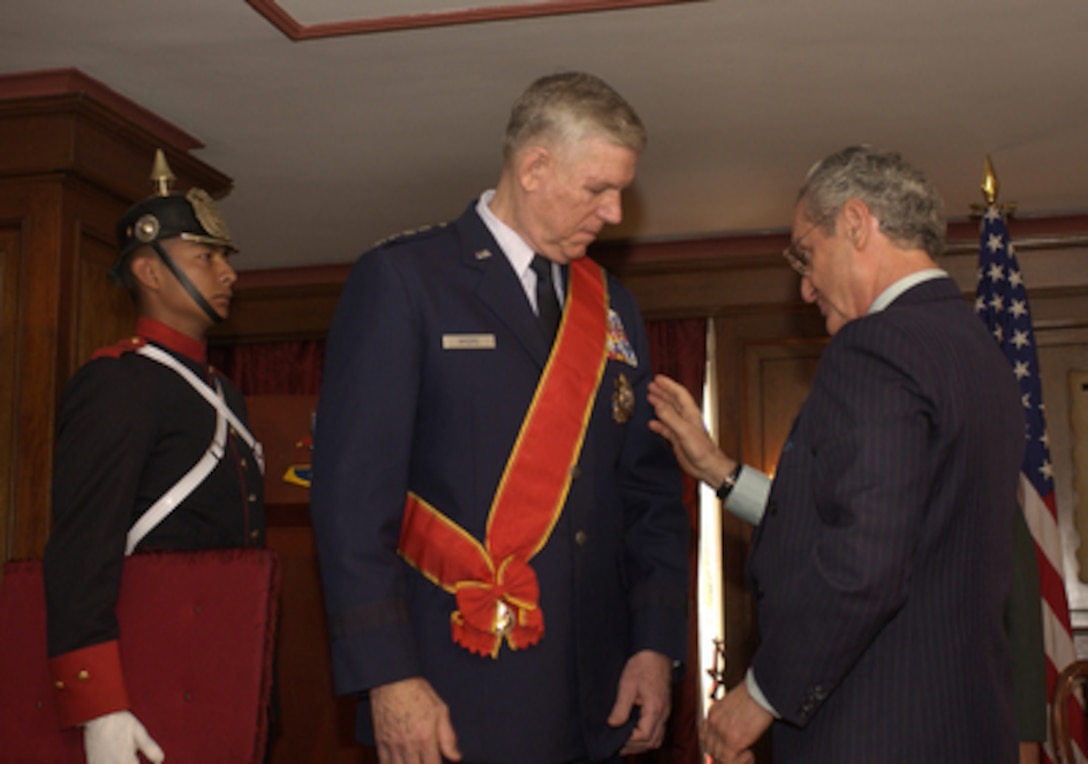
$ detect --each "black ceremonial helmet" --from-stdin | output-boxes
[112,149,238,324]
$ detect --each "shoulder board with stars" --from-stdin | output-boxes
[372,221,450,249]
[92,336,147,360]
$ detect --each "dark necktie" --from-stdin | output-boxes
[530,255,561,343]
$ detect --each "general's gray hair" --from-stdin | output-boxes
[798,145,946,259]
[503,71,647,161]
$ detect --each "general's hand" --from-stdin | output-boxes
[608,650,673,755]
[647,375,735,487]
[701,682,772,764]
[83,710,165,764]
[370,677,461,764]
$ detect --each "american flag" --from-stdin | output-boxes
[975,204,1084,763]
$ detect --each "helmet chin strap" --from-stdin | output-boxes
[151,241,224,325]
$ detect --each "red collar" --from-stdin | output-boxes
[136,317,207,365]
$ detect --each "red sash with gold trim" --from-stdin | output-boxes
[397,258,608,658]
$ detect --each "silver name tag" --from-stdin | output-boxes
[442,334,496,350]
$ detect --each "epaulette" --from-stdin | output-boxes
[91,335,147,360]
[372,221,450,249]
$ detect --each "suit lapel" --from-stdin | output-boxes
[454,205,551,367]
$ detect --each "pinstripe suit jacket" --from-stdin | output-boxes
[748,277,1024,762]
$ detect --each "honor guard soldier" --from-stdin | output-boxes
[42,150,265,764]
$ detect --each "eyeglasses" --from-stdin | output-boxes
[782,214,832,276]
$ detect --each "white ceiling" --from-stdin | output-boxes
[3,0,1088,271]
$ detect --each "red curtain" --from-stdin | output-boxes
[629,317,707,764]
[209,340,325,396]
[212,316,708,763]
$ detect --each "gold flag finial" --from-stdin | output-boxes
[149,149,176,197]
[981,155,999,207]
[970,155,1015,219]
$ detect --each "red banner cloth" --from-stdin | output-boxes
[0,549,280,763]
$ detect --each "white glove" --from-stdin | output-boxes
[83,710,165,764]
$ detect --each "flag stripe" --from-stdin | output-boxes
[975,205,1084,763]
[1021,481,1063,578]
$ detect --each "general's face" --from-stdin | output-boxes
[525,136,638,264]
[790,203,860,337]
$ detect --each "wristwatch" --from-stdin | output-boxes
[716,463,744,501]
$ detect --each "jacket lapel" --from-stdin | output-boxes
[455,205,552,367]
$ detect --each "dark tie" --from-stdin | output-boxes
[530,255,561,343]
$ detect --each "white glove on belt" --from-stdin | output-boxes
[83,710,165,764]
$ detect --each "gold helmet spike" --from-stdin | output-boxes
[981,155,999,207]
[149,149,177,197]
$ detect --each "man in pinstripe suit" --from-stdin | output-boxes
[649,146,1024,762]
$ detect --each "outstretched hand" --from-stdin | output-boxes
[647,375,734,488]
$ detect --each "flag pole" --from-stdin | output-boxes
[973,156,1084,764]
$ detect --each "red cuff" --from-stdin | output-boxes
[49,641,130,728]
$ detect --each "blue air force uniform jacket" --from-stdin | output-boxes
[311,203,690,763]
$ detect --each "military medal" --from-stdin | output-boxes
[612,373,634,424]
[606,310,638,366]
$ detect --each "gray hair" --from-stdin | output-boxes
[798,145,946,259]
[503,71,647,161]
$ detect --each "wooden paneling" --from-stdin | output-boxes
[743,340,826,475]
[212,283,344,345]
[0,70,228,206]
[711,308,828,689]
[0,225,20,562]
[72,194,135,366]
[266,524,374,763]
[3,180,64,561]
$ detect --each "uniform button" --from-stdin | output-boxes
[241,458,248,469]
[250,529,260,540]
[78,670,89,681]
[248,493,257,503]
[575,530,588,546]
[570,465,582,479]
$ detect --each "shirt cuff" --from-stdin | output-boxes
[723,467,771,525]
[745,667,780,718]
